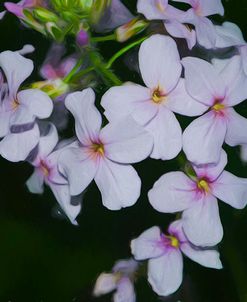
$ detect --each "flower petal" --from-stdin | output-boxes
[225,108,247,146]
[215,22,245,48]
[100,117,153,164]
[0,124,39,162]
[195,16,217,49]
[241,144,247,162]
[165,79,208,116]
[192,149,227,182]
[101,83,157,125]
[49,182,81,225]
[197,0,224,16]
[131,226,165,260]
[148,172,195,213]
[17,89,53,119]
[212,171,247,209]
[146,107,182,160]
[183,111,227,165]
[65,88,102,144]
[182,57,225,106]
[182,195,223,246]
[181,243,223,269]
[139,34,181,92]
[58,145,97,196]
[0,50,33,97]
[148,250,183,296]
[93,273,117,296]
[114,277,136,302]
[95,159,141,210]
[26,170,45,194]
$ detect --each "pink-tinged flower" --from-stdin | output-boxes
[1,0,45,19]
[102,35,206,160]
[137,0,196,49]
[148,150,247,246]
[172,0,224,48]
[131,220,222,296]
[93,258,138,302]
[58,88,153,210]
[215,22,247,75]
[26,123,81,225]
[182,55,247,165]
[40,44,76,81]
[0,50,53,162]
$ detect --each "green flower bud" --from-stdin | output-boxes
[115,18,149,42]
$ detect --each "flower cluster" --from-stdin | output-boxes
[1,0,247,301]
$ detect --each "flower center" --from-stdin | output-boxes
[152,88,166,104]
[212,103,225,112]
[197,179,210,193]
[40,160,50,177]
[167,235,180,249]
[92,142,105,156]
[12,98,20,110]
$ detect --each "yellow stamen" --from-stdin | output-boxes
[92,143,105,156]
[167,235,180,249]
[40,162,49,177]
[212,103,225,112]
[152,88,166,104]
[12,99,20,110]
[197,179,210,193]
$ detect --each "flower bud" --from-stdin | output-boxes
[45,22,64,41]
[33,7,59,23]
[116,18,149,42]
[76,29,89,46]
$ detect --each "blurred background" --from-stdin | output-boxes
[0,0,247,301]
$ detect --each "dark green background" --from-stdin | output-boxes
[0,1,247,301]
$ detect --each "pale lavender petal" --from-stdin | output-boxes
[93,273,117,296]
[101,83,156,125]
[131,226,165,260]
[181,243,223,269]
[165,20,196,49]
[212,171,247,209]
[95,159,141,210]
[183,111,227,165]
[192,149,227,182]
[220,56,247,106]
[239,46,247,75]
[194,16,217,48]
[17,89,53,119]
[36,123,58,160]
[225,108,247,146]
[168,219,187,242]
[58,146,97,196]
[0,51,33,97]
[182,195,223,246]
[100,117,153,164]
[165,79,208,116]
[0,10,6,20]
[26,170,45,194]
[146,107,182,160]
[197,0,224,16]
[139,35,182,92]
[113,259,138,275]
[49,182,81,225]
[65,88,102,144]
[215,22,245,48]
[0,123,39,162]
[241,145,247,162]
[148,171,195,213]
[0,110,12,137]
[148,250,183,296]
[114,277,136,302]
[137,0,169,20]
[182,57,225,106]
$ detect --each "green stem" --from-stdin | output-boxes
[63,57,85,83]
[89,51,122,86]
[68,66,95,82]
[91,34,116,43]
[106,36,148,69]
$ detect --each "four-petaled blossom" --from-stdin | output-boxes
[172,0,224,48]
[102,34,206,160]
[149,150,247,246]
[131,220,222,296]
[26,123,81,225]
[93,258,138,302]
[58,88,153,210]
[182,55,247,165]
[0,50,53,162]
